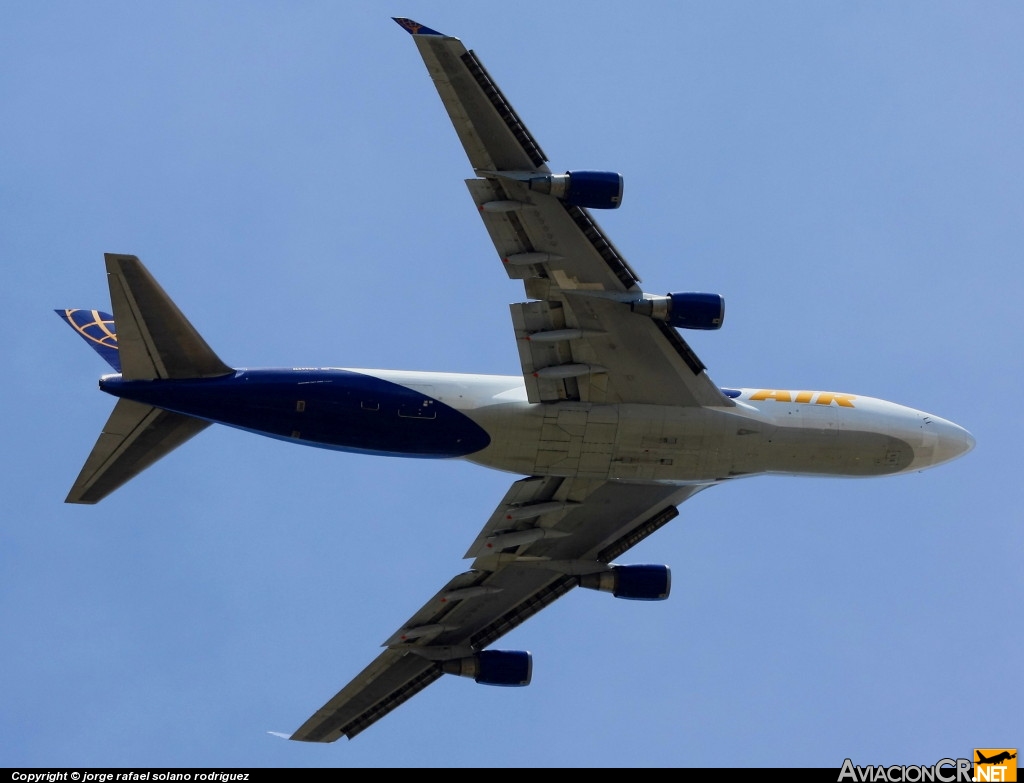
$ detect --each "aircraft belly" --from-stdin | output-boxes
[738,401,918,476]
[758,427,915,476]
[609,405,730,481]
[467,400,918,481]
[100,369,492,458]
[464,402,547,475]
[468,402,748,483]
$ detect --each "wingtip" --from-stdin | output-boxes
[267,731,292,740]
[392,17,444,37]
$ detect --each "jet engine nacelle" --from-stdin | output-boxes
[632,292,725,330]
[529,170,624,209]
[441,649,533,686]
[578,564,671,600]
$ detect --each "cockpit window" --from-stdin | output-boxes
[720,388,742,398]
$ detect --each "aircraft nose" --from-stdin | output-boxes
[926,416,975,467]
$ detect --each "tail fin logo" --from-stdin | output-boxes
[63,308,117,348]
[56,308,121,372]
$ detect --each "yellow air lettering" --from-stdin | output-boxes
[749,389,792,402]
[814,392,857,408]
[750,389,857,408]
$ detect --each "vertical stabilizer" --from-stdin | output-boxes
[104,253,233,380]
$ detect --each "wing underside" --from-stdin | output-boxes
[402,20,731,409]
[291,478,707,741]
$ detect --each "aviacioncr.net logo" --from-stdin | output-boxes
[838,758,973,782]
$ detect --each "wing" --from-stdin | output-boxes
[290,477,708,742]
[395,18,732,409]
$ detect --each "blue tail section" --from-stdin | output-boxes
[58,254,234,503]
[56,309,121,372]
[392,18,444,36]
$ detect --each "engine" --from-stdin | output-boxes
[578,564,671,600]
[441,650,533,686]
[632,292,725,330]
[528,170,624,209]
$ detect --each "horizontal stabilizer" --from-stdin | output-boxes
[105,253,232,380]
[66,398,210,504]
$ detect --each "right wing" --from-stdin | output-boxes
[290,477,709,741]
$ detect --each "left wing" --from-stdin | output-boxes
[291,478,707,741]
[394,18,733,410]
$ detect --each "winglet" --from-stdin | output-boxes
[267,731,292,740]
[392,17,444,36]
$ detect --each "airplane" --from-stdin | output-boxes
[56,18,975,743]
[977,752,1017,765]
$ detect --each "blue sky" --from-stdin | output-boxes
[2,1,1021,768]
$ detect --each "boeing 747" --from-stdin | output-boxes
[56,18,974,742]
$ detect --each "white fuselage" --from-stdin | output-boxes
[366,370,975,484]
